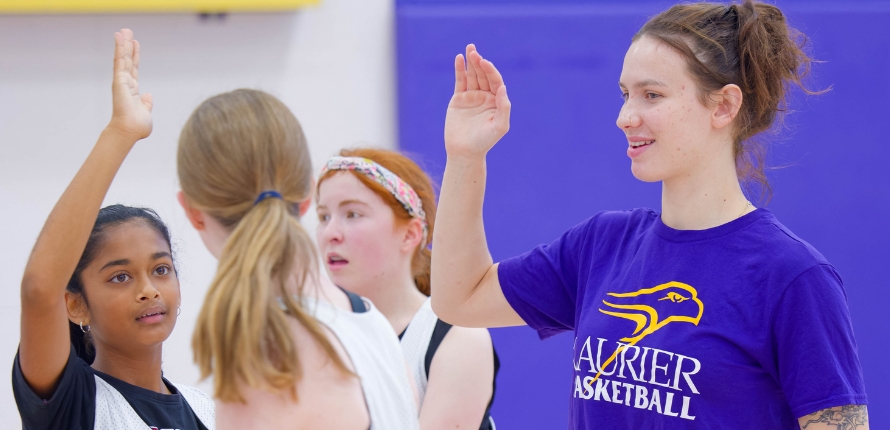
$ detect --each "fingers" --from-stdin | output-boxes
[114,29,134,77]
[459,44,504,96]
[465,44,479,91]
[470,51,490,92]
[480,58,505,93]
[132,39,141,81]
[454,54,467,94]
[113,32,125,76]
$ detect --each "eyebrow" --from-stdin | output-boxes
[99,259,130,271]
[619,79,668,89]
[317,199,370,211]
[99,252,172,272]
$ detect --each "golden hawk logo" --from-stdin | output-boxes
[593,281,704,381]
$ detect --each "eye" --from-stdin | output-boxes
[154,265,172,276]
[346,211,361,219]
[645,92,662,100]
[318,213,331,223]
[620,92,629,102]
[110,273,131,283]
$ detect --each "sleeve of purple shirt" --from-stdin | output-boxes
[769,264,868,418]
[497,217,593,340]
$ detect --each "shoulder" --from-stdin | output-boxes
[547,208,658,251]
[431,326,494,377]
[439,325,492,354]
[12,349,97,430]
[745,211,833,275]
[575,208,658,236]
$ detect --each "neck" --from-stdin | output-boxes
[288,263,351,311]
[91,343,168,394]
[660,155,753,230]
[354,262,427,334]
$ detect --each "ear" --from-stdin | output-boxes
[64,292,89,325]
[177,191,206,231]
[712,84,743,130]
[400,218,425,254]
[298,177,317,217]
[297,198,312,218]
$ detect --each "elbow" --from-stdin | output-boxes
[20,272,58,305]
[429,295,452,323]
[430,294,461,326]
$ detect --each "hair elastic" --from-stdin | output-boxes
[254,190,283,205]
[321,156,429,243]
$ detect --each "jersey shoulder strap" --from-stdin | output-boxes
[338,286,369,313]
[171,382,216,430]
[423,318,453,378]
[93,375,150,430]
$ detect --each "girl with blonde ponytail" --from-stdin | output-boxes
[177,89,419,429]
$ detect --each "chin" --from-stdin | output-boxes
[630,162,664,183]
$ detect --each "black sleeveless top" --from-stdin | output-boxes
[400,319,499,430]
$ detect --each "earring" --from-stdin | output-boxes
[176,306,181,316]
[80,321,90,333]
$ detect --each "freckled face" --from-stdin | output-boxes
[617,36,720,183]
[78,222,180,351]
[315,172,409,297]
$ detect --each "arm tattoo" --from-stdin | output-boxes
[801,405,868,430]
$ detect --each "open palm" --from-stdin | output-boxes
[109,29,153,141]
[444,45,511,158]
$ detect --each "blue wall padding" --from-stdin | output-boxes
[396,2,890,428]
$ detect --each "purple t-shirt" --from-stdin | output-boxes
[498,208,866,429]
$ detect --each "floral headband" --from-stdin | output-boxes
[321,156,429,243]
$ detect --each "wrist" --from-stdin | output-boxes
[445,150,488,166]
[102,124,141,146]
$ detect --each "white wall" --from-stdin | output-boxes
[0,0,396,423]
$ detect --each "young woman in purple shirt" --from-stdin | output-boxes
[430,1,869,429]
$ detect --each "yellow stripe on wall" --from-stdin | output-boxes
[0,0,319,13]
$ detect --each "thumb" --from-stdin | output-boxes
[141,93,153,112]
[494,85,511,133]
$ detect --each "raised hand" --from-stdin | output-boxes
[444,45,512,159]
[108,29,153,142]
[18,29,155,398]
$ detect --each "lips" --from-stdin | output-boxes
[136,306,167,323]
[626,136,655,158]
[629,139,654,148]
[327,253,349,266]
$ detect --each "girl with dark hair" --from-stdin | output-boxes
[316,148,498,429]
[431,1,868,429]
[13,29,213,429]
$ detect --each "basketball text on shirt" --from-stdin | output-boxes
[573,281,704,420]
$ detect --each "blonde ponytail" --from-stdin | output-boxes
[179,89,352,403]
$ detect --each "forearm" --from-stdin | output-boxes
[430,155,493,319]
[798,405,868,429]
[21,128,134,299]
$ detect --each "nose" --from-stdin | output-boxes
[318,216,344,245]
[616,104,639,129]
[138,277,161,302]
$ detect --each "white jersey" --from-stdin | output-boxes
[308,295,420,430]
[399,298,439,406]
[399,298,497,430]
[93,377,214,430]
